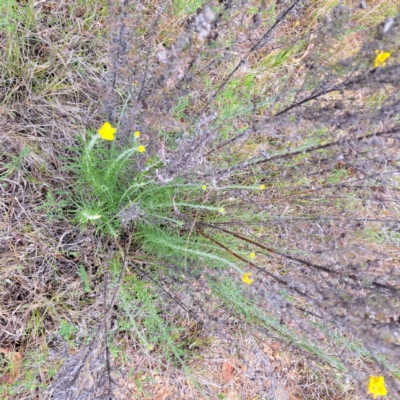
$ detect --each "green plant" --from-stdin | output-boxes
[59,320,78,342]
[2,147,30,179]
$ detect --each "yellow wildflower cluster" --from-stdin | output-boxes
[249,252,256,259]
[368,376,387,398]
[133,131,145,152]
[374,50,390,67]
[98,123,145,154]
[242,273,254,285]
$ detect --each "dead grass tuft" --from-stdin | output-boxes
[1,0,400,399]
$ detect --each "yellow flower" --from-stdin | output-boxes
[367,376,387,398]
[219,207,225,214]
[137,145,146,153]
[202,185,207,190]
[133,131,140,138]
[259,184,266,190]
[249,252,256,259]
[98,122,116,141]
[374,50,390,67]
[242,273,254,285]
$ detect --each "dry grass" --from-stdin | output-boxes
[1,0,400,399]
